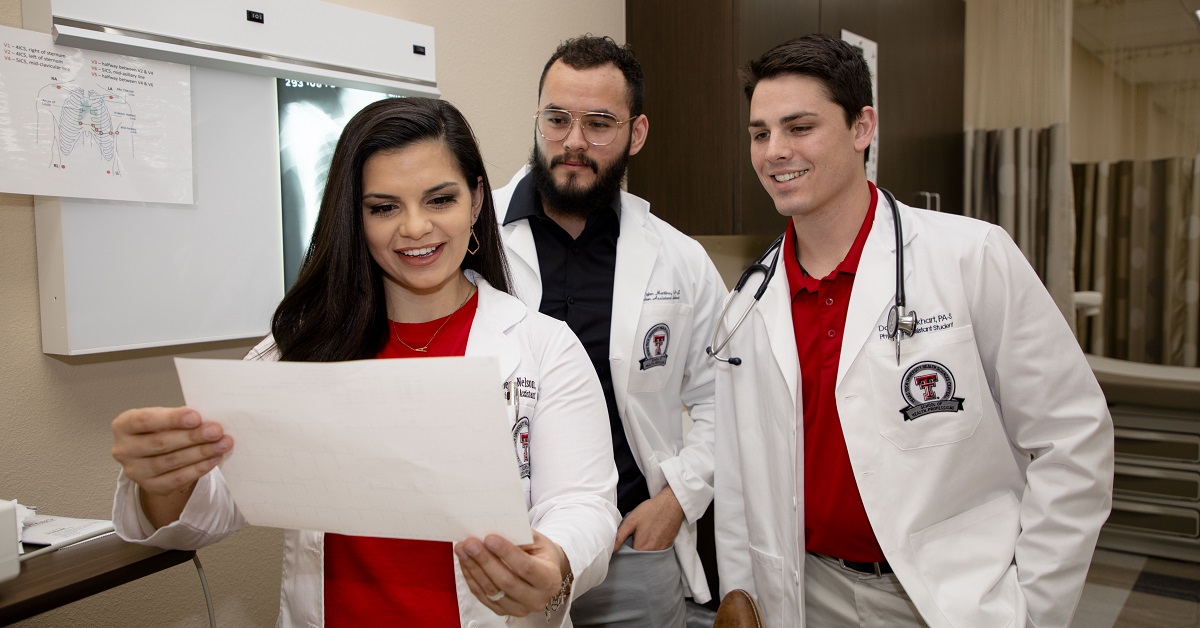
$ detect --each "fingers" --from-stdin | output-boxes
[455,534,559,617]
[113,407,223,456]
[613,515,636,552]
[135,450,227,496]
[457,538,520,616]
[114,406,199,436]
[111,406,232,497]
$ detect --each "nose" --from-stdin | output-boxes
[398,207,433,240]
[561,118,589,153]
[765,133,792,161]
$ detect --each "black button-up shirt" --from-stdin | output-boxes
[504,174,650,516]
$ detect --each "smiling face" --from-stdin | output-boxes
[748,74,875,221]
[361,139,482,320]
[532,60,647,216]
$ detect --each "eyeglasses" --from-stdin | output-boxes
[534,108,636,146]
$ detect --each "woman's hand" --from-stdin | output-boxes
[455,530,569,618]
[111,406,232,527]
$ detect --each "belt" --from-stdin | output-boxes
[815,553,894,576]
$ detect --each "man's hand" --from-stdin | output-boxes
[613,485,685,552]
[455,530,569,617]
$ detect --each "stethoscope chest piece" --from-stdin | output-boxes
[887,304,917,364]
[887,305,917,339]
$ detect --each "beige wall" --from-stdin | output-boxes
[0,2,622,626]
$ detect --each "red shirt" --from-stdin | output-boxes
[784,183,885,562]
[323,290,479,627]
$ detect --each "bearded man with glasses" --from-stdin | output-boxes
[490,35,728,627]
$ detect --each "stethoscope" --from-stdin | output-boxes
[707,187,917,366]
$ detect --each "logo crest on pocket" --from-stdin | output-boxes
[511,416,530,478]
[900,361,965,421]
[639,323,670,370]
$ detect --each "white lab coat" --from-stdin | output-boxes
[113,274,620,628]
[713,197,1114,628]
[494,167,727,602]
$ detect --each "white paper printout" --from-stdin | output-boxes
[175,357,532,545]
[0,25,192,203]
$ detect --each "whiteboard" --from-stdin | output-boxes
[35,66,284,355]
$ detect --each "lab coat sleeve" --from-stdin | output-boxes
[112,467,247,550]
[113,338,267,551]
[712,300,755,597]
[969,227,1114,628]
[658,252,728,523]
[524,317,621,602]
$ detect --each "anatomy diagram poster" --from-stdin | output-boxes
[0,25,192,203]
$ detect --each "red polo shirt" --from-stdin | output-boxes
[783,183,885,562]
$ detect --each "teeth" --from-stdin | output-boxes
[401,245,437,257]
[773,170,807,182]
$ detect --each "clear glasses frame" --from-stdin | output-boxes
[534,108,637,146]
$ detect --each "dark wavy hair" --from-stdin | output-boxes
[270,97,511,362]
[539,34,644,117]
[741,34,874,163]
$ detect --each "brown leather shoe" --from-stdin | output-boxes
[713,589,764,628]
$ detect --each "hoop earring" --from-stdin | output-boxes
[467,227,481,255]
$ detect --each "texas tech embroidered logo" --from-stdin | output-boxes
[639,323,670,370]
[511,416,530,479]
[899,361,965,421]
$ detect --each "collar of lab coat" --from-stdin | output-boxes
[494,166,662,398]
[838,194,918,388]
[751,193,919,396]
[463,270,524,384]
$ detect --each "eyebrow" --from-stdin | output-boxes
[748,111,819,128]
[362,181,460,201]
[543,103,619,116]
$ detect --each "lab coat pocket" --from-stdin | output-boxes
[627,302,691,393]
[864,324,984,450]
[908,492,1024,627]
[749,545,791,627]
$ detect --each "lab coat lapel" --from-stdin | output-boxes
[838,199,916,388]
[758,260,799,402]
[464,274,523,384]
[500,218,542,307]
[609,192,660,416]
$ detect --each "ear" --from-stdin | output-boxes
[627,114,649,157]
[853,106,877,153]
[471,176,484,224]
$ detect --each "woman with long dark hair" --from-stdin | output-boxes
[110,97,619,627]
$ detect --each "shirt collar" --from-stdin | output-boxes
[501,172,542,225]
[783,181,878,295]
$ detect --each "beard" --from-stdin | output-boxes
[529,138,631,218]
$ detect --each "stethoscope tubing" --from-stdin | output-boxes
[708,187,906,365]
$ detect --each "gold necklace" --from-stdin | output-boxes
[391,286,475,353]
